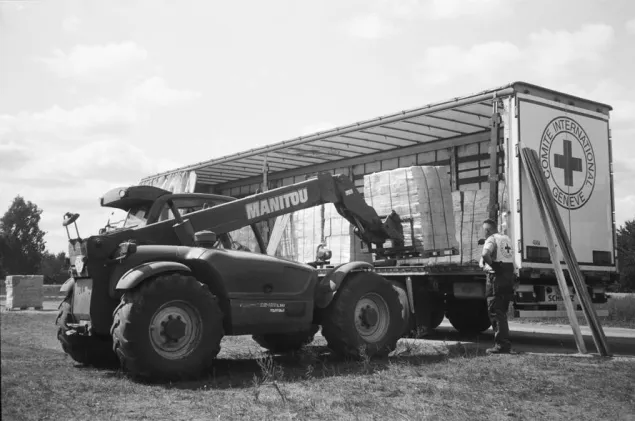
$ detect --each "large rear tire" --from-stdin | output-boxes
[252,325,319,353]
[56,296,119,368]
[446,299,491,334]
[321,272,405,359]
[111,273,224,381]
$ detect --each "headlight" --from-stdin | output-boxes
[119,189,127,198]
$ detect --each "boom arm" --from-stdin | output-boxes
[129,173,404,251]
[231,172,405,248]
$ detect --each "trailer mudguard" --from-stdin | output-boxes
[116,261,191,290]
[314,261,374,308]
[60,277,75,294]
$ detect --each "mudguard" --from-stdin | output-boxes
[314,261,374,308]
[60,277,75,294]
[116,261,191,290]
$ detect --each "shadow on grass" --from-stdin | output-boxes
[113,338,492,390]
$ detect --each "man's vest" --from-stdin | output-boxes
[484,233,514,264]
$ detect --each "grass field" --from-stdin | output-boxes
[2,310,635,421]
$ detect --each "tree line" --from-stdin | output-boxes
[0,196,68,284]
[0,195,634,290]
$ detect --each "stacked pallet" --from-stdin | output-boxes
[323,204,371,264]
[5,275,44,310]
[276,204,372,264]
[277,206,322,263]
[451,181,509,264]
[363,166,458,256]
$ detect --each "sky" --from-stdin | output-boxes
[0,0,634,254]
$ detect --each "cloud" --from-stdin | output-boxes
[613,157,635,226]
[346,13,397,39]
[627,18,635,34]
[40,42,148,80]
[358,0,513,23]
[413,23,615,95]
[414,41,521,87]
[427,0,512,19]
[62,16,80,33]
[525,24,614,77]
[0,78,200,139]
[300,122,336,136]
[0,139,180,253]
[0,141,30,171]
[0,100,139,138]
[128,77,202,107]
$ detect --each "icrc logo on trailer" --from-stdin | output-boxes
[539,116,596,210]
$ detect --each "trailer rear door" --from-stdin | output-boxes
[516,94,615,270]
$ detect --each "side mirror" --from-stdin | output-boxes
[63,212,80,227]
[477,238,486,246]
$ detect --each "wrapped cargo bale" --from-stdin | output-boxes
[5,275,44,310]
[363,166,458,255]
[275,204,373,265]
[323,204,373,265]
[277,206,322,263]
[452,181,509,264]
[230,225,262,252]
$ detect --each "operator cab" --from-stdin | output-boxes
[99,186,170,233]
[98,186,236,234]
[97,186,256,251]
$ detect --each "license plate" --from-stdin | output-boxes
[72,278,93,320]
[546,294,574,302]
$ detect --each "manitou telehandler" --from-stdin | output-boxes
[57,173,409,380]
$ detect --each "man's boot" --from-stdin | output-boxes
[486,345,511,354]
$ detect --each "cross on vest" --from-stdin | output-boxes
[489,233,514,263]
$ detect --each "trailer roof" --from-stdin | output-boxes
[140,81,612,189]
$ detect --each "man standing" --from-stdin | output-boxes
[480,218,515,354]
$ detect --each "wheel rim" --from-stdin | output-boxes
[149,300,202,360]
[354,293,390,342]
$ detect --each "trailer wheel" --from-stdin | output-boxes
[446,299,491,334]
[430,310,445,329]
[322,272,405,359]
[56,296,119,368]
[111,273,224,381]
[252,325,319,353]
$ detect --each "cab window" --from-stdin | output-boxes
[157,198,222,222]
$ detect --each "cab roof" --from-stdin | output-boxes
[100,186,171,210]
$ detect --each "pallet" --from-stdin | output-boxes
[363,165,458,253]
[3,306,44,311]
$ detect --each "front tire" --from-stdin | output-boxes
[111,273,224,381]
[252,325,319,353]
[56,296,119,368]
[322,272,405,359]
